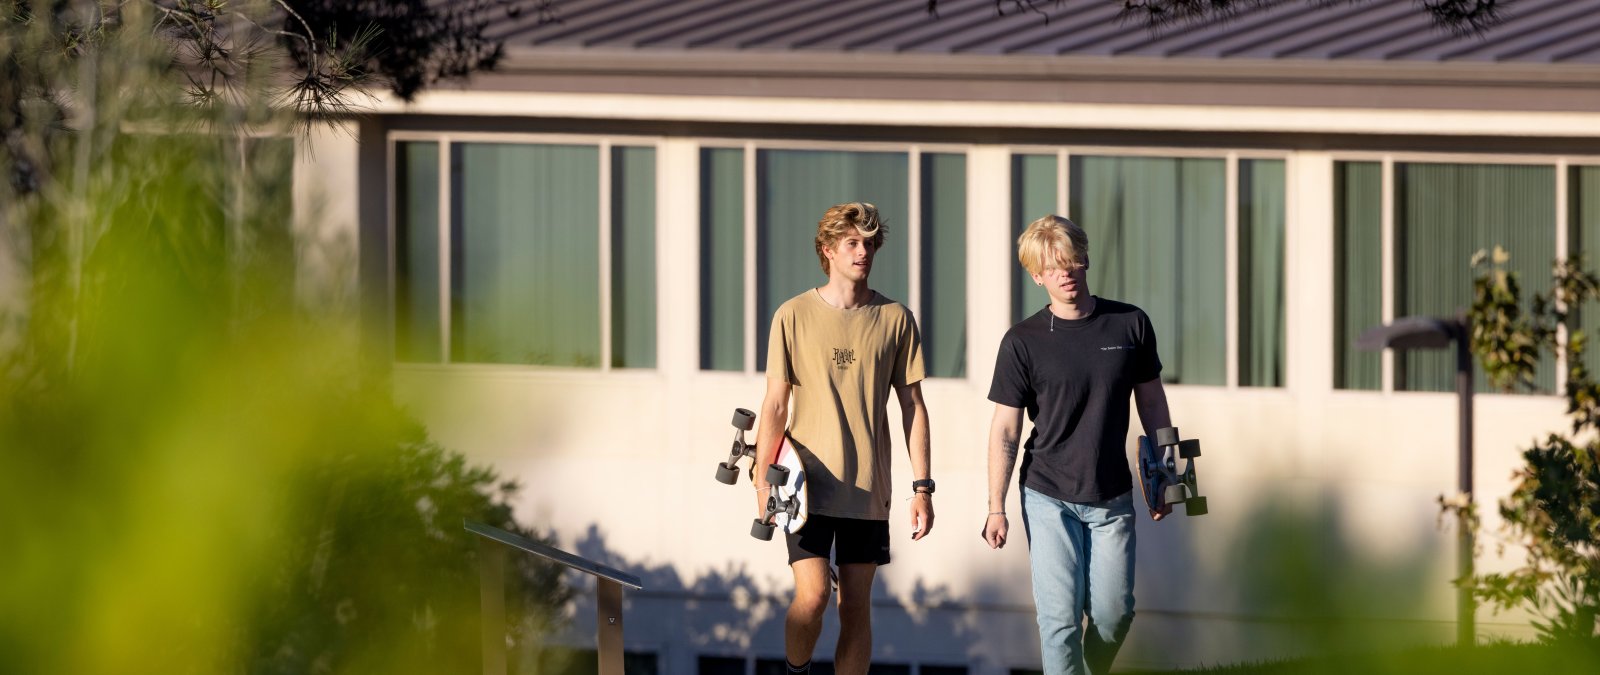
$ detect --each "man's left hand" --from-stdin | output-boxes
[910,493,934,540]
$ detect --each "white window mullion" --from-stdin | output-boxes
[908,146,923,320]
[1557,158,1570,394]
[1057,148,1070,218]
[438,136,453,364]
[1381,156,1396,393]
[599,141,614,372]
[744,142,758,375]
[1225,152,1240,389]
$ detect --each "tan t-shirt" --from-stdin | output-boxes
[766,289,925,520]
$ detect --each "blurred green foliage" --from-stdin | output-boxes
[1466,248,1600,641]
[1118,638,1600,674]
[1,3,568,674]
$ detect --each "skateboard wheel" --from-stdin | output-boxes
[751,519,775,540]
[765,464,790,487]
[1184,496,1208,516]
[1154,427,1179,447]
[1163,484,1188,505]
[732,408,756,430]
[1178,439,1201,458]
[715,462,739,485]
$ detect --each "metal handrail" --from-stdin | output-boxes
[465,520,643,675]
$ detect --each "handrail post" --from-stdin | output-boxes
[597,579,624,675]
[479,537,507,675]
[465,521,643,675]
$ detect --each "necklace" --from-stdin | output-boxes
[1050,297,1095,332]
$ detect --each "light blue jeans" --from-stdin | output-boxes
[1021,487,1136,675]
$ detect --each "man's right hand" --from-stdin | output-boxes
[753,482,771,522]
[981,513,1008,549]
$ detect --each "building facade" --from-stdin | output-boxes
[292,1,1600,672]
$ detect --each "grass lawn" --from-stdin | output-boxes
[1117,640,1600,674]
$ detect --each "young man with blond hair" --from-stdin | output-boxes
[753,202,934,675]
[981,214,1175,675]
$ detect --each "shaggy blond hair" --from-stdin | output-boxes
[1016,214,1088,276]
[814,202,887,275]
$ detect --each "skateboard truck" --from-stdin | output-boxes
[713,408,804,541]
[750,464,802,541]
[714,408,758,485]
[1139,426,1207,517]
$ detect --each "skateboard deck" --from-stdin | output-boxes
[1137,427,1207,517]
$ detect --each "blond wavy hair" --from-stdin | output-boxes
[1016,214,1088,276]
[814,202,887,275]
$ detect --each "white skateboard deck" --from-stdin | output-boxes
[771,435,809,534]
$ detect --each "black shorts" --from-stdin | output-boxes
[785,514,891,566]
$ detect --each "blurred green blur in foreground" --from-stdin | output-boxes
[1119,639,1600,674]
[0,5,566,674]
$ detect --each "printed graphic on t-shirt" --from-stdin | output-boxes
[1100,344,1136,351]
[832,348,856,369]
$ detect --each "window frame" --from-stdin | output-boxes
[1329,150,1600,395]
[695,138,973,378]
[1004,145,1293,390]
[386,130,663,372]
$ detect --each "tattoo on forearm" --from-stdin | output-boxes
[1001,439,1018,463]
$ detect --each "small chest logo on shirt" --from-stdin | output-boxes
[1100,345,1135,351]
[832,348,856,369]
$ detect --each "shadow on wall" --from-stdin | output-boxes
[1122,486,1452,670]
[512,487,1457,674]
[549,524,982,673]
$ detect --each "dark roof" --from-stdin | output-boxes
[489,0,1600,64]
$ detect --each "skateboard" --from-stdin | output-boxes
[1137,426,1207,517]
[713,408,809,540]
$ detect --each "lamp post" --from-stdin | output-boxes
[1356,313,1475,647]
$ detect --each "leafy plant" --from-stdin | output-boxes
[1464,247,1600,641]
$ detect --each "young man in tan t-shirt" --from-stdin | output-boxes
[752,202,934,675]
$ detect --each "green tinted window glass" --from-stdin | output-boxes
[1334,161,1382,390]
[611,146,656,368]
[395,141,441,362]
[451,143,601,366]
[700,148,745,371]
[922,152,967,378]
[1239,159,1286,388]
[1395,163,1554,393]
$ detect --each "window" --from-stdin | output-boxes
[1239,159,1287,388]
[1012,152,1284,387]
[920,152,969,378]
[1571,165,1600,380]
[392,138,656,368]
[699,146,968,378]
[1334,161,1382,391]
[698,655,746,675]
[539,648,657,675]
[395,141,442,363]
[1334,159,1557,393]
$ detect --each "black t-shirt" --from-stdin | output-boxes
[987,297,1163,503]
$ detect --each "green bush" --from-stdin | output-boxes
[1466,248,1600,641]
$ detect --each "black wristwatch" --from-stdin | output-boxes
[911,478,936,495]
